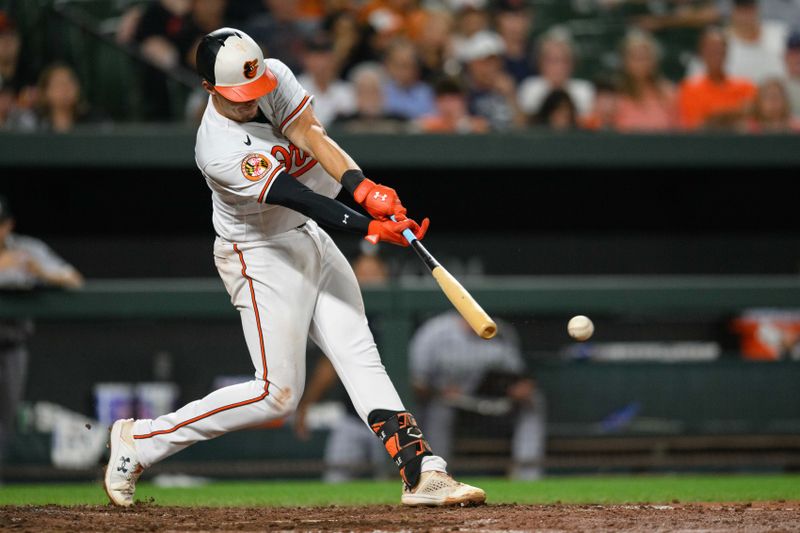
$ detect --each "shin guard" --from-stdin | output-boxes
[368,410,432,488]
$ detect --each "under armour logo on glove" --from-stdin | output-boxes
[353,178,406,220]
[117,456,131,473]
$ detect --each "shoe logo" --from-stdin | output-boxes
[117,456,131,473]
[342,213,349,224]
[244,135,252,146]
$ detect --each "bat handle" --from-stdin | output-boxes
[390,215,418,244]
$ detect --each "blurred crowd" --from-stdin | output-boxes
[2,0,800,133]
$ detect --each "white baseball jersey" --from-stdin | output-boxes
[132,56,448,478]
[195,58,342,242]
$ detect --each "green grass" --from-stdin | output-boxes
[2,474,799,507]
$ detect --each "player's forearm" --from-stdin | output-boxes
[43,269,84,289]
[303,124,359,181]
[284,106,409,221]
[298,358,339,408]
[412,383,434,403]
[284,108,359,181]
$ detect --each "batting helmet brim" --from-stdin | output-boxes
[215,68,277,102]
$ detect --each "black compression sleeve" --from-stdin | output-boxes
[265,171,371,233]
[341,169,366,195]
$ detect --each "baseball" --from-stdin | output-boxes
[568,315,594,341]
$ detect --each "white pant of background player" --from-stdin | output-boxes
[421,392,546,480]
[131,220,446,473]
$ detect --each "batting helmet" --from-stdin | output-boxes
[196,28,277,102]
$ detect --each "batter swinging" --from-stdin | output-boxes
[104,28,485,507]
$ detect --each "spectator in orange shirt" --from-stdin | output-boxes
[416,77,489,133]
[746,78,800,133]
[678,27,757,129]
[614,30,678,132]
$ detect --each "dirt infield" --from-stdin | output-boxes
[2,502,799,532]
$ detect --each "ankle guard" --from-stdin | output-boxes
[368,410,432,488]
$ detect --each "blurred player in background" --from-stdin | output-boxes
[0,196,83,479]
[294,253,393,482]
[410,311,546,480]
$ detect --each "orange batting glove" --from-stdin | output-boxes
[366,217,429,246]
[353,178,408,221]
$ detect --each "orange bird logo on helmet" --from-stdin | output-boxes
[243,59,259,79]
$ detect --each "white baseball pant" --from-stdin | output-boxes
[131,220,446,473]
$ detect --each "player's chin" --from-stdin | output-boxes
[233,101,258,121]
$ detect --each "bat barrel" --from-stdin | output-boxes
[431,265,497,339]
[391,216,496,339]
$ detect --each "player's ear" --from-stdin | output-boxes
[201,80,215,96]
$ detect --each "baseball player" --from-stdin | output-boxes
[411,312,546,480]
[104,28,485,507]
[0,196,83,478]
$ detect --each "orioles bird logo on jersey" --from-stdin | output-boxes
[243,59,259,79]
[241,153,272,182]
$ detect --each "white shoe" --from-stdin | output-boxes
[401,471,486,507]
[103,419,143,507]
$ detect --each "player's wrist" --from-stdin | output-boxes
[341,169,368,197]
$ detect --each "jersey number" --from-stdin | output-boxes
[271,144,317,178]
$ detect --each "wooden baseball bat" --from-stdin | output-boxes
[392,217,497,339]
